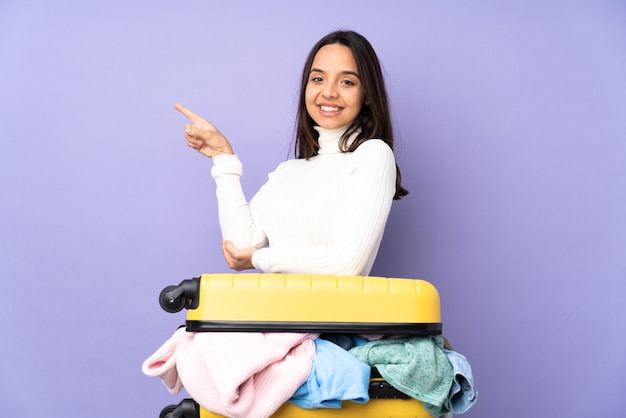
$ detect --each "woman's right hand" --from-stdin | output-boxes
[174,103,234,158]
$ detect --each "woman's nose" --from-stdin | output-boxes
[322,83,338,98]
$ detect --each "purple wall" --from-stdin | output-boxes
[2,1,625,416]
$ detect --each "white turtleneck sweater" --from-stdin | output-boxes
[210,126,396,276]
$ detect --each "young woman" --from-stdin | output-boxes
[176,30,407,276]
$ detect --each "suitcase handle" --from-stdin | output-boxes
[159,277,201,313]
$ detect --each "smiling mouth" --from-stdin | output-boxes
[319,105,342,113]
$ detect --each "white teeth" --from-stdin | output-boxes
[320,105,340,112]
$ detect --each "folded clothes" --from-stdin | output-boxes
[444,349,478,414]
[144,329,477,416]
[349,335,454,416]
[289,338,370,408]
[142,328,318,418]
[141,326,192,393]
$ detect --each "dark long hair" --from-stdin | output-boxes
[295,30,408,200]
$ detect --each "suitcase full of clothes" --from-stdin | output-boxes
[155,273,444,418]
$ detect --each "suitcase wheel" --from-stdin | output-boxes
[159,404,177,418]
[159,399,199,418]
[159,285,188,313]
[159,277,201,313]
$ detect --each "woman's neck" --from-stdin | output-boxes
[314,125,356,155]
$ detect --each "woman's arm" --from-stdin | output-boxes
[251,140,396,276]
[176,103,267,262]
[211,154,268,250]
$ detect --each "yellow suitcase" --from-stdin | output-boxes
[160,394,433,418]
[160,273,441,335]
[157,274,442,418]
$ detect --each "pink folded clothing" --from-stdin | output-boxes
[142,328,318,418]
[142,327,192,394]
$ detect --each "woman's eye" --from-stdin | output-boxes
[341,79,356,86]
[310,76,323,83]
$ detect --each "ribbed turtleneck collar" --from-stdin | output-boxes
[314,125,359,155]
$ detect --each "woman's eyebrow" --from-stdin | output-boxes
[310,68,360,78]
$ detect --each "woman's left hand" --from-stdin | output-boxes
[222,240,257,271]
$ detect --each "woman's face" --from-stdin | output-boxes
[305,43,365,130]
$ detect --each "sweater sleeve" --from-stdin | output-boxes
[210,154,268,248]
[251,140,396,276]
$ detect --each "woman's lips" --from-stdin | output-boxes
[318,104,342,114]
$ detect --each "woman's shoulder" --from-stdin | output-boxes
[266,157,305,178]
[353,139,395,160]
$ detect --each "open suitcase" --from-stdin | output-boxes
[157,273,443,418]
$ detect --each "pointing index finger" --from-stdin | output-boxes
[174,103,204,125]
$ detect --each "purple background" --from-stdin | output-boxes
[2,1,625,416]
